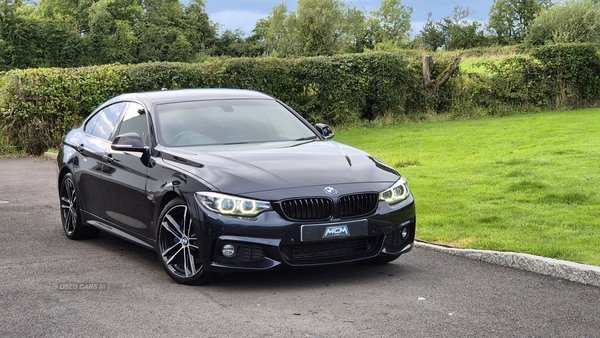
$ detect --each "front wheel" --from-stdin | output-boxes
[157,198,215,285]
[59,173,100,240]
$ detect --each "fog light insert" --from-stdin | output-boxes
[401,227,409,239]
[221,244,237,258]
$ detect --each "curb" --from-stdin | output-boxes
[43,152,58,160]
[415,240,600,287]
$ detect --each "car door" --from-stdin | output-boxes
[76,102,127,218]
[101,102,153,239]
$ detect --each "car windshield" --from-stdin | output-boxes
[156,99,317,147]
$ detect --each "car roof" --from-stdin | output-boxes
[110,88,275,105]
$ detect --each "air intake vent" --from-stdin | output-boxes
[290,238,370,260]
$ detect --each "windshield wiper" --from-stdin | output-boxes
[294,136,318,141]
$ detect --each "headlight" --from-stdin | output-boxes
[196,192,271,216]
[379,178,410,205]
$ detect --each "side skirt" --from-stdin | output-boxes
[84,218,156,250]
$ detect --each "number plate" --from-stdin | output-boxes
[300,219,368,242]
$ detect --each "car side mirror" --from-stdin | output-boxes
[315,123,334,139]
[111,132,147,152]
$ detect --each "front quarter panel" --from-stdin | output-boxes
[145,155,216,243]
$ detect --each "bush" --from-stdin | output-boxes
[466,56,549,114]
[1,45,599,155]
[526,0,600,47]
[0,65,128,154]
[531,43,600,108]
[458,43,600,115]
[0,53,422,154]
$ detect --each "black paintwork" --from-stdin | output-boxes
[58,89,415,274]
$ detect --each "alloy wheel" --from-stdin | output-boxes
[60,176,78,236]
[159,204,201,278]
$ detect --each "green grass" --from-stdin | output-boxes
[457,47,523,74]
[460,56,505,74]
[335,109,600,266]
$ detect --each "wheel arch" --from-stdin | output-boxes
[153,190,182,235]
[158,191,181,214]
[58,166,73,191]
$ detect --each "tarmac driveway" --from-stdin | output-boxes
[0,157,598,337]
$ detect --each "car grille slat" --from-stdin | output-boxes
[279,193,378,221]
[339,193,378,218]
[338,194,378,217]
[281,198,332,221]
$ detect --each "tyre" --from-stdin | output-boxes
[59,173,100,239]
[157,198,215,285]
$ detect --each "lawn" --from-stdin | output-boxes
[335,109,600,266]
[460,56,498,74]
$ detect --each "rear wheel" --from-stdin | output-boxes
[157,198,215,285]
[59,173,100,239]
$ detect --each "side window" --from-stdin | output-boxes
[87,102,127,140]
[84,111,101,135]
[116,103,149,145]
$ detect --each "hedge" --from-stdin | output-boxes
[1,45,599,155]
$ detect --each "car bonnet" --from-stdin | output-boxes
[161,140,400,196]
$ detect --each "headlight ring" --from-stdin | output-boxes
[379,178,410,205]
[196,192,272,217]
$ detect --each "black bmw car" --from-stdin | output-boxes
[57,89,415,285]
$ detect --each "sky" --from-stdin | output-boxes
[204,0,496,36]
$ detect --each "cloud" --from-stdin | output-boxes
[211,10,267,36]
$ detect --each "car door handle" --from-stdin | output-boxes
[76,144,84,153]
[102,154,114,163]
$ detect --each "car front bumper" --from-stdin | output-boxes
[192,198,416,272]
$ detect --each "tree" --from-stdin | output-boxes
[440,7,487,49]
[341,6,369,53]
[86,0,141,64]
[488,0,552,45]
[256,0,379,56]
[37,0,95,35]
[136,0,216,62]
[446,21,488,50]
[418,12,447,51]
[253,3,299,56]
[0,0,44,69]
[367,0,413,46]
[247,18,269,55]
[0,0,219,67]
[166,33,192,61]
[137,0,179,61]
[182,0,217,55]
[34,0,96,66]
[142,0,183,26]
[416,6,488,51]
[526,0,600,46]
[212,29,255,57]
[39,12,87,67]
[294,0,346,56]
